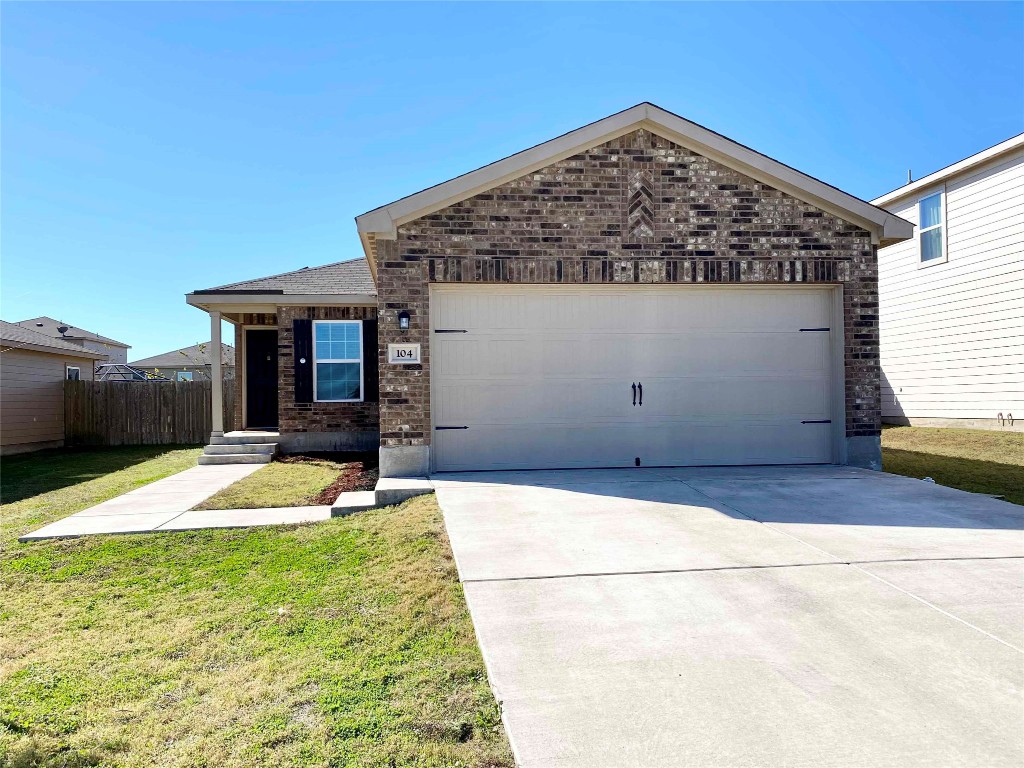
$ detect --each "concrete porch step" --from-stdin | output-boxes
[198,453,274,465]
[210,431,280,445]
[331,490,378,517]
[204,443,278,456]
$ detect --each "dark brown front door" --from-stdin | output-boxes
[245,329,278,428]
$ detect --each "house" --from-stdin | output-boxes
[0,320,105,455]
[13,316,130,364]
[130,342,236,382]
[872,134,1023,432]
[187,103,913,475]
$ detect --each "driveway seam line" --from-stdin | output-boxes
[852,564,1024,654]
[674,476,1024,654]
[461,554,1024,585]
[461,560,848,584]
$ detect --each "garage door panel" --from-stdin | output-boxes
[638,376,830,420]
[637,421,832,465]
[431,286,837,471]
[438,380,635,424]
[434,424,640,472]
[438,333,829,378]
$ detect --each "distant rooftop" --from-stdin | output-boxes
[194,257,376,296]
[14,316,130,348]
[1,320,107,358]
[131,342,235,369]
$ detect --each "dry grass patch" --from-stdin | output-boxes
[882,426,1024,505]
[194,455,377,511]
[2,451,511,768]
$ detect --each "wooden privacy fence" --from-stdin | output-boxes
[64,379,235,446]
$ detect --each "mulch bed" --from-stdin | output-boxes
[275,451,379,504]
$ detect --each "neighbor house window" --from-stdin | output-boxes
[313,320,363,402]
[66,366,80,381]
[919,191,945,263]
[176,371,193,382]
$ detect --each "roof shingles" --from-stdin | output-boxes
[195,258,375,296]
[1,321,107,357]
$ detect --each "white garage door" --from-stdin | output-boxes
[431,285,838,472]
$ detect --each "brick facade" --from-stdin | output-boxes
[378,129,881,451]
[276,306,379,435]
[233,309,380,436]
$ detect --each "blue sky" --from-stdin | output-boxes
[3,2,1022,360]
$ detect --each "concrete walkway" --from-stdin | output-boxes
[435,466,1024,768]
[19,464,331,541]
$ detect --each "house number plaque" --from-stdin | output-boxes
[387,343,421,365]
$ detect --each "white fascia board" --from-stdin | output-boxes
[185,293,377,314]
[356,102,913,252]
[871,133,1024,209]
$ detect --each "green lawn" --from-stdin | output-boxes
[193,458,349,511]
[881,426,1024,505]
[1,448,511,768]
[1,446,204,546]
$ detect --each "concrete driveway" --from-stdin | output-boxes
[433,466,1024,768]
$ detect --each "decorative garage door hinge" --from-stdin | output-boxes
[800,420,832,424]
[434,329,468,334]
[435,426,469,430]
[798,328,830,332]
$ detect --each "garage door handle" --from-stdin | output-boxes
[638,382,643,406]
[632,383,637,406]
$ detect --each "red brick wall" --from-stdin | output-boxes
[378,128,880,450]
[276,306,379,434]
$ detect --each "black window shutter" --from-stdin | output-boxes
[362,317,379,402]
[293,318,313,403]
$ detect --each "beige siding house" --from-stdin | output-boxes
[1,321,105,455]
[130,342,235,382]
[873,134,1024,431]
[13,316,130,364]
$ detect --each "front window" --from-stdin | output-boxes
[66,366,80,381]
[919,192,944,263]
[314,320,363,402]
[176,371,193,382]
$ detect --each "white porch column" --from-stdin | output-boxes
[210,310,224,438]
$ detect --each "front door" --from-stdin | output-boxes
[245,329,279,428]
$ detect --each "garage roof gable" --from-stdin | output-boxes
[356,102,914,275]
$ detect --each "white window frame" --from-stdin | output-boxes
[66,366,81,381]
[917,188,948,267]
[312,320,364,403]
[176,371,194,382]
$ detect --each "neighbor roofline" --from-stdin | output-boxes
[0,339,106,359]
[59,335,130,348]
[871,133,1024,208]
[355,102,914,271]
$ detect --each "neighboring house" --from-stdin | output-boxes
[872,134,1024,432]
[187,102,913,474]
[14,316,130,364]
[0,320,105,455]
[130,342,235,382]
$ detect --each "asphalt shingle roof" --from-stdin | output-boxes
[13,316,129,348]
[130,342,235,369]
[1,320,107,357]
[195,257,376,296]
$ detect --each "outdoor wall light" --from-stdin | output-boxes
[398,310,410,330]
